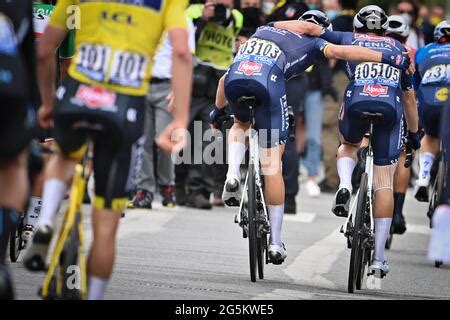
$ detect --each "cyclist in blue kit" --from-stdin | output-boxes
[272,6,420,276]
[209,10,411,265]
[414,21,450,203]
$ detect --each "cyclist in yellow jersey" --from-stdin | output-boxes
[24,0,192,300]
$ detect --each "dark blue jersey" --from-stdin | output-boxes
[234,25,330,80]
[415,42,450,86]
[321,31,413,91]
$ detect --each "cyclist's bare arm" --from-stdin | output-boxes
[37,26,68,128]
[169,27,193,127]
[402,89,419,133]
[156,27,192,154]
[273,20,323,36]
[325,44,385,64]
[215,74,227,109]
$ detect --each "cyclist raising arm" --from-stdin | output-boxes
[24,0,192,300]
[211,10,410,265]
[274,7,420,277]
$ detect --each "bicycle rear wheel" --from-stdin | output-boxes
[61,213,82,300]
[257,234,266,280]
[348,173,368,293]
[247,162,258,282]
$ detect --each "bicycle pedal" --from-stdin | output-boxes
[224,198,240,207]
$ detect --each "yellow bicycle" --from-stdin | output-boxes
[39,153,90,300]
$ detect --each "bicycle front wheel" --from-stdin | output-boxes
[247,162,258,282]
[348,173,368,293]
[9,216,24,262]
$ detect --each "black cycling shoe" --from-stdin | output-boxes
[392,213,407,234]
[0,265,14,300]
[414,186,429,202]
[332,188,351,217]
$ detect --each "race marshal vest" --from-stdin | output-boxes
[186,4,243,70]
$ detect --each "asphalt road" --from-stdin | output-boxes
[9,187,450,300]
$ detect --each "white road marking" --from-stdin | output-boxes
[283,228,344,289]
[284,212,316,223]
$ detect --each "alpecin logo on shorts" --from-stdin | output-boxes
[362,84,388,97]
[237,61,263,76]
[75,84,117,110]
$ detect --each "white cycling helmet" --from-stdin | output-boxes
[434,20,450,43]
[299,10,333,31]
[386,15,410,39]
[353,5,389,34]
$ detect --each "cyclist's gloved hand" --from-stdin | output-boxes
[209,105,227,129]
[381,51,411,70]
[406,130,421,150]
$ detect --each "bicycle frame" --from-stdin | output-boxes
[41,162,88,300]
[235,108,269,229]
[342,122,375,237]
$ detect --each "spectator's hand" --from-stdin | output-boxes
[155,120,187,154]
[166,91,174,112]
[202,3,215,21]
[38,105,54,129]
[209,105,227,129]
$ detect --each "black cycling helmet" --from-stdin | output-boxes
[299,10,332,30]
[353,5,389,35]
[434,20,450,43]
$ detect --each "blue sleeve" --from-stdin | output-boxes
[401,71,414,91]
[314,38,331,59]
[320,29,347,45]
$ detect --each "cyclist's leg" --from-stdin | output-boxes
[392,150,410,233]
[428,101,450,262]
[370,108,402,271]
[333,100,365,216]
[416,103,441,191]
[0,98,33,297]
[87,96,145,300]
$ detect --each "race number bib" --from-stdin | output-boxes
[237,38,282,61]
[76,44,111,82]
[422,64,450,85]
[109,51,149,88]
[354,62,400,87]
[76,44,149,88]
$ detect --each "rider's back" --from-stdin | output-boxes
[50,0,187,96]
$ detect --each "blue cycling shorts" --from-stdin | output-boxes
[339,83,404,165]
[417,85,446,137]
[224,60,288,148]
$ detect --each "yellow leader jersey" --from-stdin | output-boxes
[49,0,187,96]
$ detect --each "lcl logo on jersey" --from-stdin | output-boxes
[101,12,134,25]
[362,84,388,97]
[237,61,262,76]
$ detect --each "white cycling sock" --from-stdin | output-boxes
[268,204,284,246]
[418,152,435,183]
[37,179,67,228]
[24,196,42,227]
[88,276,108,300]
[373,218,392,262]
[227,142,246,180]
[337,157,356,193]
